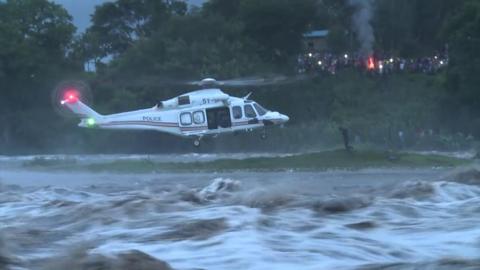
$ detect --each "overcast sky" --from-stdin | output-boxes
[52,0,205,33]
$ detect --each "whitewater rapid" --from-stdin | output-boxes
[1,162,480,269]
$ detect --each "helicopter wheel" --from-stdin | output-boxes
[193,139,201,147]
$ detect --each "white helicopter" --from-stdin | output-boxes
[60,78,289,146]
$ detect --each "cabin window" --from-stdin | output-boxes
[193,111,205,124]
[253,103,267,116]
[244,105,257,118]
[232,106,242,119]
[178,95,190,105]
[180,112,192,125]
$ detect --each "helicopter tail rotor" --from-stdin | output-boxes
[52,80,95,119]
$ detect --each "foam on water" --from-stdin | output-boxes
[1,170,480,269]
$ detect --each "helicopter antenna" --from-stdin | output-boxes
[243,92,252,100]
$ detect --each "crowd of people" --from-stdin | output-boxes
[297,52,448,75]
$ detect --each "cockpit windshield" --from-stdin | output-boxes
[253,103,268,116]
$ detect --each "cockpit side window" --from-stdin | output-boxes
[232,106,242,119]
[253,103,267,116]
[244,104,257,118]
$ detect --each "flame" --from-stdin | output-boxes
[367,57,375,70]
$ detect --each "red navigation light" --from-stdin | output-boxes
[63,89,80,103]
[367,56,375,70]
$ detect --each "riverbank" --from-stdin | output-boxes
[19,149,470,173]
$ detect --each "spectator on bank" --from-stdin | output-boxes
[339,126,354,152]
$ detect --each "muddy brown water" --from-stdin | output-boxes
[1,157,480,270]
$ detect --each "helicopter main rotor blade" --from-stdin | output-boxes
[187,74,310,87]
[224,74,310,86]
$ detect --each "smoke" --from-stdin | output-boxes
[348,0,375,56]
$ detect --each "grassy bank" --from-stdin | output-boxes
[22,149,469,173]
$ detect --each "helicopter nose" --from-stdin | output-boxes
[280,114,289,123]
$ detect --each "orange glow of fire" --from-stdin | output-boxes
[367,57,375,70]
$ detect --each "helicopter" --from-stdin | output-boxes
[60,78,290,147]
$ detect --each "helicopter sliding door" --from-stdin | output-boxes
[206,107,232,130]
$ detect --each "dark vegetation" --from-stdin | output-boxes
[0,0,479,154]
